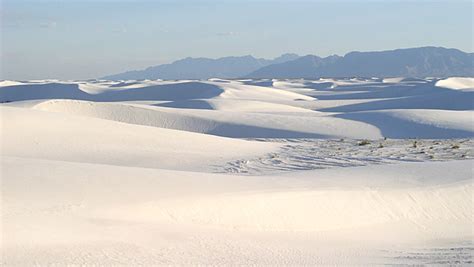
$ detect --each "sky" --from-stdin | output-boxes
[1,0,473,80]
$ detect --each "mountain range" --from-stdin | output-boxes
[102,53,299,80]
[102,47,473,80]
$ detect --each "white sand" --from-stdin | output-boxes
[436,77,474,90]
[1,77,473,265]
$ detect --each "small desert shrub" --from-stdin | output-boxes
[358,140,370,146]
[452,144,460,149]
[412,140,418,148]
[378,143,384,148]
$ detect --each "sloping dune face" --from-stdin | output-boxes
[1,106,277,171]
[435,77,474,90]
[3,157,472,265]
[1,77,472,139]
[0,81,224,102]
[32,100,381,139]
[1,77,473,265]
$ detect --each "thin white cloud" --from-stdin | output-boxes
[39,21,57,28]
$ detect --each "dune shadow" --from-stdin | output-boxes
[154,99,215,110]
[109,81,143,87]
[335,112,474,139]
[0,82,224,102]
[240,80,274,87]
[302,81,334,90]
[0,83,93,102]
[209,124,330,138]
[93,82,224,101]
[320,89,474,112]
[316,81,449,100]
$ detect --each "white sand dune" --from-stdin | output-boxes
[2,156,472,265]
[0,81,224,102]
[212,80,315,101]
[1,77,473,265]
[156,98,312,112]
[1,106,277,171]
[336,109,474,138]
[317,86,473,112]
[435,77,474,90]
[0,80,27,87]
[32,99,381,139]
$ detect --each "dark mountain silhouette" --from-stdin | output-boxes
[102,47,473,80]
[102,53,300,80]
[247,47,474,78]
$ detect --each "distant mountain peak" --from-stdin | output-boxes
[273,53,300,62]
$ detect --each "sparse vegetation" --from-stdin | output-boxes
[452,144,460,149]
[358,140,370,146]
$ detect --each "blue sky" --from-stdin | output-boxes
[1,0,472,79]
